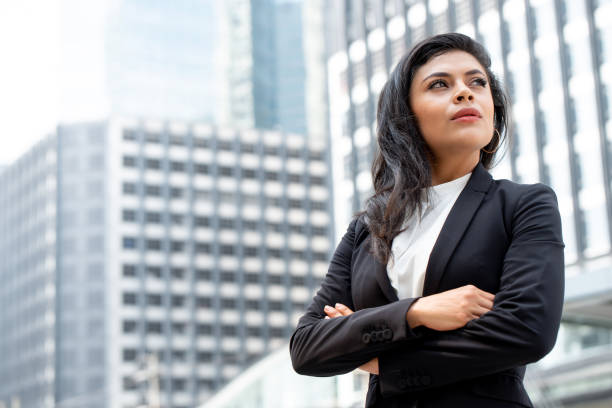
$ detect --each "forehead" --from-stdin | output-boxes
[414,50,485,79]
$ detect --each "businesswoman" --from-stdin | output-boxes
[290,33,564,407]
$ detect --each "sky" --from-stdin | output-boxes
[0,0,112,166]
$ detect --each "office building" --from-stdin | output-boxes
[0,119,332,408]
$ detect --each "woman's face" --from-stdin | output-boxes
[409,50,495,163]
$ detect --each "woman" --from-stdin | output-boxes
[289,33,564,407]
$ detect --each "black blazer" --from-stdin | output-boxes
[290,162,565,408]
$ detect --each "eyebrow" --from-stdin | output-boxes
[421,69,485,83]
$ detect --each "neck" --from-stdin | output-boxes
[429,152,479,186]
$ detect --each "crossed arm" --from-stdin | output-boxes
[289,184,565,397]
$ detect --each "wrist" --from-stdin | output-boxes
[406,298,423,329]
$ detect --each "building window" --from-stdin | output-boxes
[146,158,161,170]
[270,327,285,338]
[123,349,138,362]
[197,352,213,362]
[122,182,137,194]
[220,244,235,255]
[245,246,258,257]
[220,218,235,229]
[123,130,137,141]
[146,321,163,334]
[147,294,162,306]
[247,326,261,336]
[195,216,210,227]
[196,269,211,280]
[123,264,137,277]
[310,176,325,186]
[123,293,137,305]
[146,211,162,223]
[195,164,209,174]
[269,274,282,285]
[123,156,136,167]
[122,237,137,249]
[289,173,301,183]
[242,168,257,179]
[219,166,234,177]
[170,161,185,172]
[146,239,162,251]
[269,301,283,311]
[194,138,209,148]
[196,242,211,253]
[170,240,184,252]
[170,187,183,198]
[218,140,233,151]
[170,135,185,146]
[221,271,235,282]
[145,184,161,196]
[291,276,305,286]
[245,299,260,309]
[147,266,162,278]
[221,298,236,309]
[122,209,137,222]
[197,297,212,308]
[222,325,237,336]
[265,171,278,181]
[123,320,137,333]
[171,268,185,279]
[197,324,212,335]
[314,251,328,262]
[172,295,185,307]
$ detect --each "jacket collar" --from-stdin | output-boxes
[374,161,493,302]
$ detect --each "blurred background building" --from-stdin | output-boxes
[0,120,332,408]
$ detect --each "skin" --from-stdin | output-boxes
[324,50,498,375]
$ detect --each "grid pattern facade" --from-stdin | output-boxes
[0,119,333,408]
[0,137,57,408]
[108,119,332,408]
[328,0,612,269]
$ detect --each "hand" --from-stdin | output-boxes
[323,303,379,375]
[407,284,495,331]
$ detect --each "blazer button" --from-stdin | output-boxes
[361,333,371,344]
[383,328,392,340]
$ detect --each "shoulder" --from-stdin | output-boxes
[489,177,558,206]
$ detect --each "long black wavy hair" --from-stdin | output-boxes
[359,32,512,265]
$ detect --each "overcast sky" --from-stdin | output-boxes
[0,0,113,166]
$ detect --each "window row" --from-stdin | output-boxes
[122,264,310,286]
[121,159,327,185]
[122,130,325,161]
[121,318,292,338]
[121,237,330,260]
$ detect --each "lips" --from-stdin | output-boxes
[452,107,481,120]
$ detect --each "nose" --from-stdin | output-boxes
[454,83,474,102]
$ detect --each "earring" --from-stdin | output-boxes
[481,129,501,154]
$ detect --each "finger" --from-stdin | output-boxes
[471,305,492,318]
[477,296,494,310]
[324,305,343,318]
[479,290,495,301]
[334,303,354,316]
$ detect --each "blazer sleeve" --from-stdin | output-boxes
[377,183,565,396]
[289,217,423,377]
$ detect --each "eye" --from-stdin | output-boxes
[428,79,447,89]
[472,78,488,87]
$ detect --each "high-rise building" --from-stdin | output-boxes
[0,119,333,408]
[218,0,309,136]
[327,0,612,406]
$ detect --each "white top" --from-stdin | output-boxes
[387,172,472,299]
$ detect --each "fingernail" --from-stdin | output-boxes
[335,303,343,309]
[324,305,332,311]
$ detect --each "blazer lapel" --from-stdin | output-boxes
[373,252,399,302]
[421,162,492,296]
